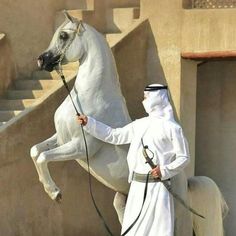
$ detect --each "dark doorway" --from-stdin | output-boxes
[195,60,236,235]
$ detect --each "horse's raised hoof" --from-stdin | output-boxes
[30,145,39,159]
[55,192,62,203]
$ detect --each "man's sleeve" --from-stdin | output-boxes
[160,125,190,180]
[83,116,134,145]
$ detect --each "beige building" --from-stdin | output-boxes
[0,0,235,235]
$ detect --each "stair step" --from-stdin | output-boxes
[68,9,108,33]
[14,79,60,90]
[106,18,146,48]
[108,7,140,32]
[65,0,94,11]
[32,62,78,80]
[6,90,45,99]
[0,111,22,122]
[63,62,79,70]
[55,9,94,30]
[105,33,123,46]
[109,0,140,8]
[55,9,111,33]
[0,99,36,110]
[32,69,75,80]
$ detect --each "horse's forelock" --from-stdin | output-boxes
[58,19,71,32]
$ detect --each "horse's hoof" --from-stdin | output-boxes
[55,192,62,203]
[30,146,39,159]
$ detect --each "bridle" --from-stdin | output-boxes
[54,20,114,236]
[59,21,84,64]
[55,19,85,72]
[55,20,84,117]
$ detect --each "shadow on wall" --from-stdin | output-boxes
[113,20,177,121]
[0,35,16,96]
[182,0,193,9]
[145,20,179,121]
[65,0,89,10]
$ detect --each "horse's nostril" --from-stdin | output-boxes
[44,52,50,58]
[37,55,45,69]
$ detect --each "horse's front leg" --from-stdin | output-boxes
[36,134,103,201]
[35,138,84,201]
[30,133,58,182]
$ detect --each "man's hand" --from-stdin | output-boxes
[77,115,88,126]
[151,165,162,178]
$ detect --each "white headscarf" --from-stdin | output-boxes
[142,84,175,121]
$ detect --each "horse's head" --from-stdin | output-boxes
[38,10,85,72]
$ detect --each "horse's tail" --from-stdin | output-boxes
[188,176,228,236]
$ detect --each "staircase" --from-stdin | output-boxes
[0,63,78,127]
[0,0,141,127]
[55,0,141,46]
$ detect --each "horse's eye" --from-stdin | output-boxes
[59,31,69,40]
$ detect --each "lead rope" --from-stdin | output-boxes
[56,66,114,236]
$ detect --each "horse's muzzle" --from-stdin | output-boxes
[38,51,61,72]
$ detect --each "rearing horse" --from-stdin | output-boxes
[31,10,130,200]
[30,11,228,236]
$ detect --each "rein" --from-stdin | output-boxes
[55,20,114,236]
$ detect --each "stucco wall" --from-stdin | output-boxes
[112,20,149,119]
[1,0,236,235]
[182,9,236,52]
[140,0,198,176]
[180,59,198,176]
[181,8,236,235]
[0,0,67,79]
[0,0,95,81]
[141,0,183,118]
[0,34,15,96]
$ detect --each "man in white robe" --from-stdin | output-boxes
[77,84,190,236]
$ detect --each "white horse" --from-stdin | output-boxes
[30,11,228,236]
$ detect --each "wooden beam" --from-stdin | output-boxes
[181,51,236,60]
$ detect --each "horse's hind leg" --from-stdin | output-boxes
[30,133,58,182]
[113,192,127,225]
[188,176,228,236]
[173,172,192,236]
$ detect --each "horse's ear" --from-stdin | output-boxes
[63,10,74,23]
